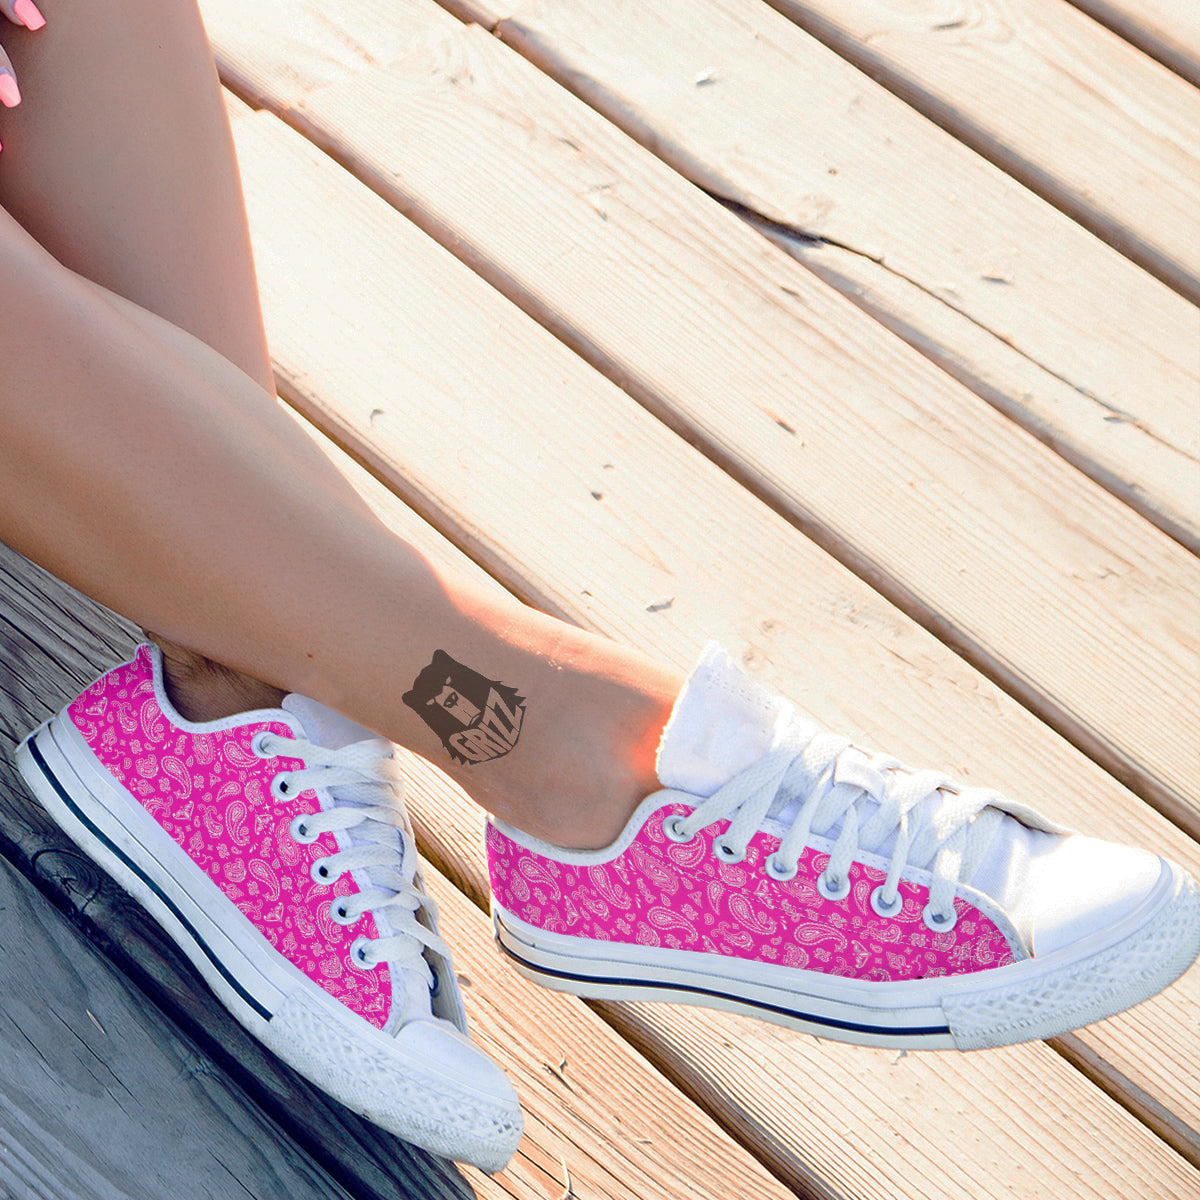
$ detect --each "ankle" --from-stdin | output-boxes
[481,667,680,851]
[147,634,287,722]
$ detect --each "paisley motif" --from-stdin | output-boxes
[519,855,562,901]
[728,891,777,937]
[225,799,249,846]
[586,864,632,910]
[139,697,165,745]
[222,739,260,771]
[115,701,139,735]
[249,859,281,902]
[67,646,392,1028]
[488,803,1015,983]
[162,756,192,800]
[629,840,680,895]
[648,906,697,938]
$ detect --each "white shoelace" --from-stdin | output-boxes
[254,732,450,989]
[667,721,1007,930]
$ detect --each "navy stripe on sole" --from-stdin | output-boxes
[494,917,951,1040]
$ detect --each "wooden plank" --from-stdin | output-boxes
[204,11,1200,841]
[199,0,461,105]
[452,0,1200,553]
[1066,0,1200,87]
[761,0,1200,303]
[421,861,796,1200]
[0,842,359,1200]
[224,107,1200,1178]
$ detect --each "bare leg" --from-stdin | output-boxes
[0,0,332,719]
[0,0,271,389]
[0,5,681,849]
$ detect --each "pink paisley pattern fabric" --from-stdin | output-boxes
[488,804,1015,980]
[69,647,390,1027]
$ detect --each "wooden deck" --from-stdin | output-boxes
[1,1,1197,1196]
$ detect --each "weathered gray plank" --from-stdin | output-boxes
[0,843,356,1200]
[0,542,476,1200]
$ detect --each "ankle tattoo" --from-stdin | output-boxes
[404,651,526,766]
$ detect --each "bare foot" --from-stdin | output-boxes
[146,633,286,722]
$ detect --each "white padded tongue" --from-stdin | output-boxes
[280,695,437,1025]
[281,694,389,816]
[656,644,797,797]
[655,644,1052,920]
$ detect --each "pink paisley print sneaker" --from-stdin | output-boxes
[489,644,1200,1049]
[16,645,522,1171]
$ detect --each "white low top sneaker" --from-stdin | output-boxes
[17,644,522,1171]
[488,644,1199,1049]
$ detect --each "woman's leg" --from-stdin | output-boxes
[0,0,336,719]
[0,0,271,389]
[0,5,681,851]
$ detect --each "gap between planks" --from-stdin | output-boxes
[457,0,1200,555]
[759,0,1200,303]
[1064,0,1200,87]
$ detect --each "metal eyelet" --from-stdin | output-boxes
[764,853,798,882]
[270,773,294,801]
[923,904,958,933]
[712,836,745,864]
[817,869,851,902]
[310,858,336,886]
[330,898,357,926]
[289,813,319,845]
[870,886,903,919]
[250,730,276,758]
[662,814,695,844]
[348,936,375,971]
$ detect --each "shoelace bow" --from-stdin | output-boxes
[668,721,1007,929]
[256,732,450,987]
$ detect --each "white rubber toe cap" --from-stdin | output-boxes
[397,1017,519,1109]
[395,1018,524,1172]
[1011,834,1165,958]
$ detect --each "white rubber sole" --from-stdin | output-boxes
[493,857,1200,1050]
[18,714,522,1171]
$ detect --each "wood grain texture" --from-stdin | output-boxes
[764,0,1200,301]
[199,0,462,106]
[473,0,1200,551]
[222,108,1200,1169]
[0,846,357,1200]
[206,17,1200,841]
[1066,0,1200,86]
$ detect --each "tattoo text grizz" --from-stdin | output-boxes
[403,651,526,766]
